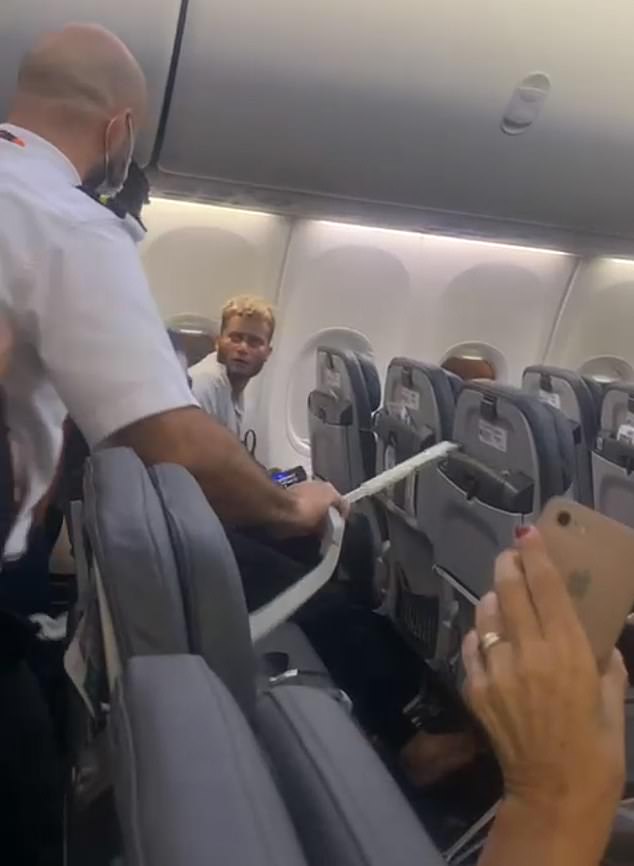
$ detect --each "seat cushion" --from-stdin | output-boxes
[257,684,445,866]
[111,655,308,866]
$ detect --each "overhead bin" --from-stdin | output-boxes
[0,0,183,166]
[159,0,634,244]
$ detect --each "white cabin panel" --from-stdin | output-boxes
[405,237,575,384]
[258,219,424,469]
[140,198,291,434]
[546,258,634,378]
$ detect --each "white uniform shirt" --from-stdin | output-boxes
[189,352,244,438]
[0,124,195,559]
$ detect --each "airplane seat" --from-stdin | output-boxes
[79,447,330,719]
[592,383,634,529]
[432,382,575,658]
[111,654,309,866]
[111,654,446,866]
[429,382,575,684]
[373,359,458,658]
[308,346,380,493]
[522,365,599,506]
[308,345,386,603]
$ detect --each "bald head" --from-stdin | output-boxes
[16,24,146,119]
[8,24,147,187]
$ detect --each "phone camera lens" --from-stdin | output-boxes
[557,511,571,527]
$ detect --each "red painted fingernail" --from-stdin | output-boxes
[514,526,531,540]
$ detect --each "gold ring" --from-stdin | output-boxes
[480,631,504,653]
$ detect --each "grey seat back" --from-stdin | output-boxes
[593,384,634,529]
[257,683,446,866]
[374,359,458,659]
[523,365,598,506]
[112,654,447,866]
[111,655,308,866]
[583,375,606,423]
[84,456,449,866]
[308,346,381,494]
[83,447,257,716]
[434,382,575,599]
[375,358,457,519]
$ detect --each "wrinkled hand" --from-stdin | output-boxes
[279,480,349,538]
[463,527,626,845]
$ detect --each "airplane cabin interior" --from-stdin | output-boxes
[2,2,634,865]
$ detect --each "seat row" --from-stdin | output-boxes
[307,347,634,678]
[65,448,445,866]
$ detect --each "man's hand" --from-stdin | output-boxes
[112,407,349,537]
[275,480,349,538]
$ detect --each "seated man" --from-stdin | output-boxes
[189,296,274,439]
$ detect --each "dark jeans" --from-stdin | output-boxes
[227,527,423,749]
[0,609,64,865]
[0,518,67,866]
[0,526,54,617]
[226,528,321,612]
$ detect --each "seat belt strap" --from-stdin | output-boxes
[249,440,457,643]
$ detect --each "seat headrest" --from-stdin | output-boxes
[384,358,458,440]
[315,346,380,427]
[599,382,634,433]
[522,365,598,444]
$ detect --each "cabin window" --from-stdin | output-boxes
[578,355,634,385]
[441,355,496,381]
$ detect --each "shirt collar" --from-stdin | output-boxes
[1,123,81,186]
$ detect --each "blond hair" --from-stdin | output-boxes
[221,295,275,340]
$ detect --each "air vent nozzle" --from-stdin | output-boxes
[501,72,551,136]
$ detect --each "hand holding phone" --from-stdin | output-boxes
[536,499,634,668]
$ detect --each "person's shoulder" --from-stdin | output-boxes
[0,166,131,243]
[189,352,222,379]
[190,369,226,394]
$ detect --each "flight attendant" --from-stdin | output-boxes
[0,24,343,862]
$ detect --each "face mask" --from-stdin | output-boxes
[94,114,135,198]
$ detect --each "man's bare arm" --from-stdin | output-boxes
[109,406,343,536]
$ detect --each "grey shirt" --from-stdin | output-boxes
[189,352,245,438]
